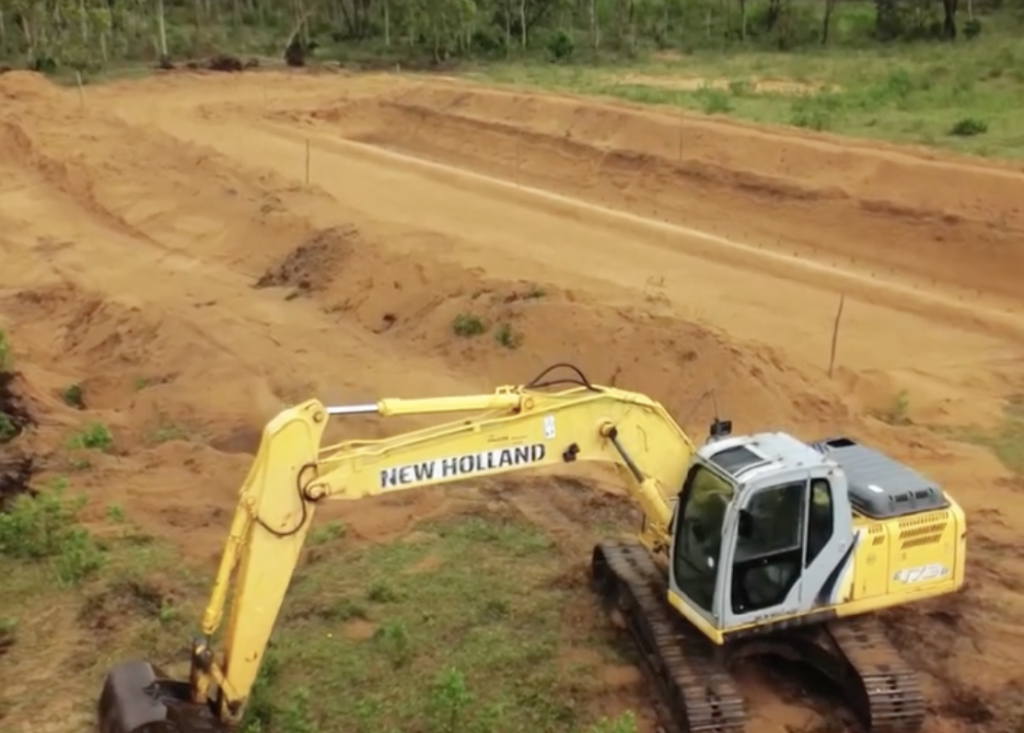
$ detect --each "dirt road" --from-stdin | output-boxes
[0,67,1022,733]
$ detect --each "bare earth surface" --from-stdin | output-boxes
[0,67,1022,733]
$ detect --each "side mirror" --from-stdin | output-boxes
[738,509,754,540]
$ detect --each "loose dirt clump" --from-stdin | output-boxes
[0,454,36,510]
[0,372,34,445]
[206,54,244,73]
[78,576,179,634]
[254,225,357,296]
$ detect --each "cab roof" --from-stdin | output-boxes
[698,432,831,482]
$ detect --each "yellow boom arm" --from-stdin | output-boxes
[189,380,699,724]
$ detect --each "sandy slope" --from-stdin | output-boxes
[0,67,1022,733]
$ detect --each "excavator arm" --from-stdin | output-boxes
[98,368,702,733]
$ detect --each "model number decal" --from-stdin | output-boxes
[893,563,949,584]
[380,443,547,489]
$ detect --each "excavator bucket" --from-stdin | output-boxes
[98,661,222,733]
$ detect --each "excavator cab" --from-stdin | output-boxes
[666,431,857,644]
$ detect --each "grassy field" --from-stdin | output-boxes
[0,473,636,733]
[242,510,631,733]
[472,36,1024,159]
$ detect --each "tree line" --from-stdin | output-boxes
[0,0,1014,73]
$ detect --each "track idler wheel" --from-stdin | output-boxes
[98,661,222,733]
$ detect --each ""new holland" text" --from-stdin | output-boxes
[380,443,547,489]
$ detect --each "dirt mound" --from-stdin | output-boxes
[255,225,357,295]
[257,228,850,435]
[0,70,63,103]
[0,284,280,464]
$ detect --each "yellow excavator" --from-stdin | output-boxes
[98,364,966,733]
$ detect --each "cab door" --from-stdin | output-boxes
[718,469,856,632]
[718,466,811,630]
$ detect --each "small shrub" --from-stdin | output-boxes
[68,456,92,471]
[949,117,987,137]
[547,30,574,62]
[695,86,731,114]
[585,711,639,733]
[106,504,126,523]
[373,619,411,668]
[427,667,473,733]
[523,286,546,300]
[67,422,113,451]
[791,109,831,131]
[0,477,104,585]
[61,384,85,409]
[728,78,754,96]
[495,323,523,349]
[452,313,486,337]
[0,330,10,371]
[149,423,188,444]
[883,390,911,425]
[963,18,982,39]
[308,521,345,545]
[366,580,402,603]
[0,413,15,443]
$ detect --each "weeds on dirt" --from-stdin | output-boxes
[0,617,16,656]
[0,413,15,443]
[452,313,487,337]
[308,520,345,546]
[0,329,10,372]
[149,422,190,445]
[67,421,113,451]
[947,394,1024,474]
[495,323,523,349]
[877,389,910,425]
[61,383,85,409]
[0,476,104,585]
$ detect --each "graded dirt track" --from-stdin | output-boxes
[0,67,1023,733]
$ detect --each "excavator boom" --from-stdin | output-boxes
[98,366,698,731]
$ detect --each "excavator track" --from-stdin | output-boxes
[827,616,926,733]
[591,539,746,733]
[734,613,926,733]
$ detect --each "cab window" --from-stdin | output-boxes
[673,463,736,612]
[806,478,834,566]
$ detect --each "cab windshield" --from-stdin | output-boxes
[672,462,736,611]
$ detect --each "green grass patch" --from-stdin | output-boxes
[246,512,626,733]
[1,483,632,732]
[452,313,487,337]
[944,394,1024,474]
[0,478,206,729]
[0,329,11,372]
[472,37,1024,159]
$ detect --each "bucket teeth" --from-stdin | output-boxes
[98,660,222,733]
